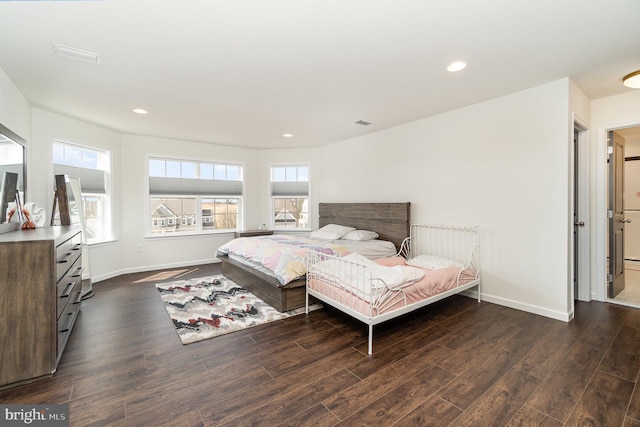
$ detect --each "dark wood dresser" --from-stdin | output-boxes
[0,225,83,390]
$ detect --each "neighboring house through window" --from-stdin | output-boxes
[53,141,112,243]
[270,164,309,230]
[148,157,242,234]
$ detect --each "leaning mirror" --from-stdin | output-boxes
[52,174,93,299]
[0,123,26,233]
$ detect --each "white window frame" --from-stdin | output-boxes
[270,163,310,231]
[147,155,244,236]
[52,140,113,244]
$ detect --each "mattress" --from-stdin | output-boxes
[217,234,398,286]
[307,256,477,316]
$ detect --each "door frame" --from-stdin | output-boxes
[596,120,640,303]
[573,118,590,302]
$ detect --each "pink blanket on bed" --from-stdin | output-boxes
[308,256,477,316]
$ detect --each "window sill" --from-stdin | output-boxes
[144,230,236,239]
[87,239,118,248]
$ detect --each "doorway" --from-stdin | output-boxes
[573,122,589,302]
[607,125,640,308]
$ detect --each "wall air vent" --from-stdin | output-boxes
[53,44,101,65]
[355,120,371,126]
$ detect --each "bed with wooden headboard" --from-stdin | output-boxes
[216,202,410,312]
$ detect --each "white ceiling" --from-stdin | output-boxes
[0,1,639,149]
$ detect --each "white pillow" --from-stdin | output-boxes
[315,224,355,238]
[309,230,345,240]
[341,230,379,241]
[406,255,464,270]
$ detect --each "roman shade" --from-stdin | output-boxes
[271,181,309,196]
[53,164,106,194]
[149,177,242,196]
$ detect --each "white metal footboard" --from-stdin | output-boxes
[306,224,480,355]
[409,224,480,298]
[306,251,408,316]
[410,225,478,269]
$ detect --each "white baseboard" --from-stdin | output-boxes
[625,260,640,270]
[461,290,572,322]
[92,258,220,283]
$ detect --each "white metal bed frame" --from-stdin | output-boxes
[305,224,480,355]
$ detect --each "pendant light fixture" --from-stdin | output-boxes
[623,70,640,89]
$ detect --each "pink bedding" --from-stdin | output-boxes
[307,256,477,316]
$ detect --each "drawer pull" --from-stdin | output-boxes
[71,267,84,278]
[72,243,82,251]
[72,292,83,305]
[60,282,74,298]
[58,313,73,333]
[58,252,73,264]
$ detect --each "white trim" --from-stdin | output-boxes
[91,257,220,283]
[52,139,113,243]
[596,120,640,303]
[145,153,247,236]
[479,292,572,322]
[573,116,590,303]
[268,162,311,231]
[144,228,236,239]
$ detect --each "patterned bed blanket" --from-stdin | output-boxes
[217,234,351,285]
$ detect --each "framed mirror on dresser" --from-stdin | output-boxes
[0,123,26,234]
[52,174,93,298]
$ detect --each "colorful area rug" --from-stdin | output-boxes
[155,274,321,344]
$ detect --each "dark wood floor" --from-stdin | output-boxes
[1,263,639,426]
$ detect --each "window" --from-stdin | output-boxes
[148,158,242,234]
[270,165,309,230]
[0,139,25,201]
[53,141,112,243]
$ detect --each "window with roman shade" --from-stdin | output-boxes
[52,141,112,243]
[270,164,309,230]
[148,157,243,234]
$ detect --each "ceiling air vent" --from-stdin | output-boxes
[355,120,371,126]
[53,44,101,65]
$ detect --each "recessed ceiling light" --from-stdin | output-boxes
[355,120,371,126]
[623,70,640,89]
[133,108,148,115]
[283,133,293,138]
[53,43,101,65]
[447,61,467,72]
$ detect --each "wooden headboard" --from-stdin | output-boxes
[318,202,410,250]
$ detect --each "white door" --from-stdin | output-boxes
[608,131,626,298]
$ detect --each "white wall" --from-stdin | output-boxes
[2,65,580,320]
[30,108,124,281]
[118,134,260,277]
[264,79,574,320]
[590,90,640,301]
[0,67,31,193]
[0,68,30,143]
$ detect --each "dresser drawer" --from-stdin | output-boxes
[56,281,82,360]
[56,257,82,319]
[55,233,82,282]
